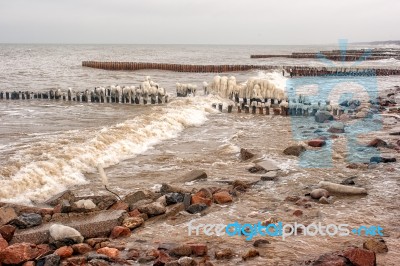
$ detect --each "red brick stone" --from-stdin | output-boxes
[110,226,131,239]
[188,243,208,256]
[54,246,73,259]
[191,194,212,206]
[97,247,120,259]
[293,210,303,217]
[108,201,129,211]
[0,225,16,242]
[0,243,40,264]
[154,250,171,266]
[72,243,93,255]
[128,209,141,217]
[343,247,376,266]
[0,236,7,252]
[308,139,326,147]
[213,191,233,204]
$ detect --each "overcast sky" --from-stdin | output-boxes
[0,0,399,45]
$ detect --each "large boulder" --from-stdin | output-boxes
[315,111,333,123]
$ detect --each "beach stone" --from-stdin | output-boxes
[126,249,140,259]
[165,193,184,205]
[0,236,8,251]
[363,238,388,253]
[49,224,84,244]
[261,171,278,181]
[356,111,368,118]
[318,196,332,204]
[87,253,111,261]
[123,191,148,205]
[178,256,196,266]
[308,139,326,147]
[367,138,388,148]
[110,226,131,239]
[283,145,306,156]
[122,217,144,230]
[72,199,97,212]
[312,253,349,266]
[60,200,72,213]
[343,247,376,266]
[22,261,35,266]
[310,188,330,199]
[188,243,207,256]
[85,238,109,248]
[187,203,208,214]
[191,192,212,207]
[54,246,73,258]
[341,177,356,185]
[0,243,40,264]
[72,243,93,254]
[0,225,16,242]
[183,193,191,210]
[129,199,153,211]
[11,213,42,229]
[315,111,333,123]
[37,254,61,266]
[285,196,301,202]
[242,248,260,261]
[213,191,233,204]
[154,250,171,265]
[293,210,303,217]
[156,195,167,206]
[44,190,75,206]
[97,247,119,259]
[0,207,18,226]
[176,170,207,183]
[215,248,233,260]
[128,209,141,217]
[170,244,192,257]
[370,156,396,163]
[240,148,255,161]
[328,122,345,133]
[108,201,129,211]
[255,159,280,171]
[253,239,270,247]
[138,202,166,217]
[160,183,191,195]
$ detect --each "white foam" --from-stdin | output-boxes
[0,96,220,204]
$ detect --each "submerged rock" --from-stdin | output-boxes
[370,156,396,163]
[315,111,333,123]
[283,145,306,156]
[240,148,255,161]
[175,170,207,183]
[308,139,326,147]
[327,122,345,133]
[367,138,388,148]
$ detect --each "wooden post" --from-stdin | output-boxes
[212,103,217,109]
[265,106,270,115]
[218,103,223,112]
[228,105,233,113]
[259,107,263,114]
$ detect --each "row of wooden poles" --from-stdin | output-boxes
[82,61,400,76]
[251,48,400,61]
[0,91,168,105]
[212,103,343,117]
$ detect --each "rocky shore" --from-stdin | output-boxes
[1,87,400,266]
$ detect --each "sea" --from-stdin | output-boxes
[0,43,399,264]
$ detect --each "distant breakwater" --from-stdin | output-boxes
[82,61,400,76]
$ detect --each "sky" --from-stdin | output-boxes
[0,0,399,45]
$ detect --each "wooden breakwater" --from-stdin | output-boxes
[0,90,168,105]
[82,61,400,76]
[251,48,400,61]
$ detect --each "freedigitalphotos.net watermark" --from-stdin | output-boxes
[187,220,384,241]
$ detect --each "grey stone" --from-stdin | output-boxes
[256,160,280,172]
[160,183,191,195]
[240,148,255,161]
[37,254,60,266]
[315,111,333,123]
[183,193,191,210]
[186,204,207,214]
[327,122,345,133]
[165,193,184,205]
[44,190,75,206]
[138,202,166,217]
[11,213,42,229]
